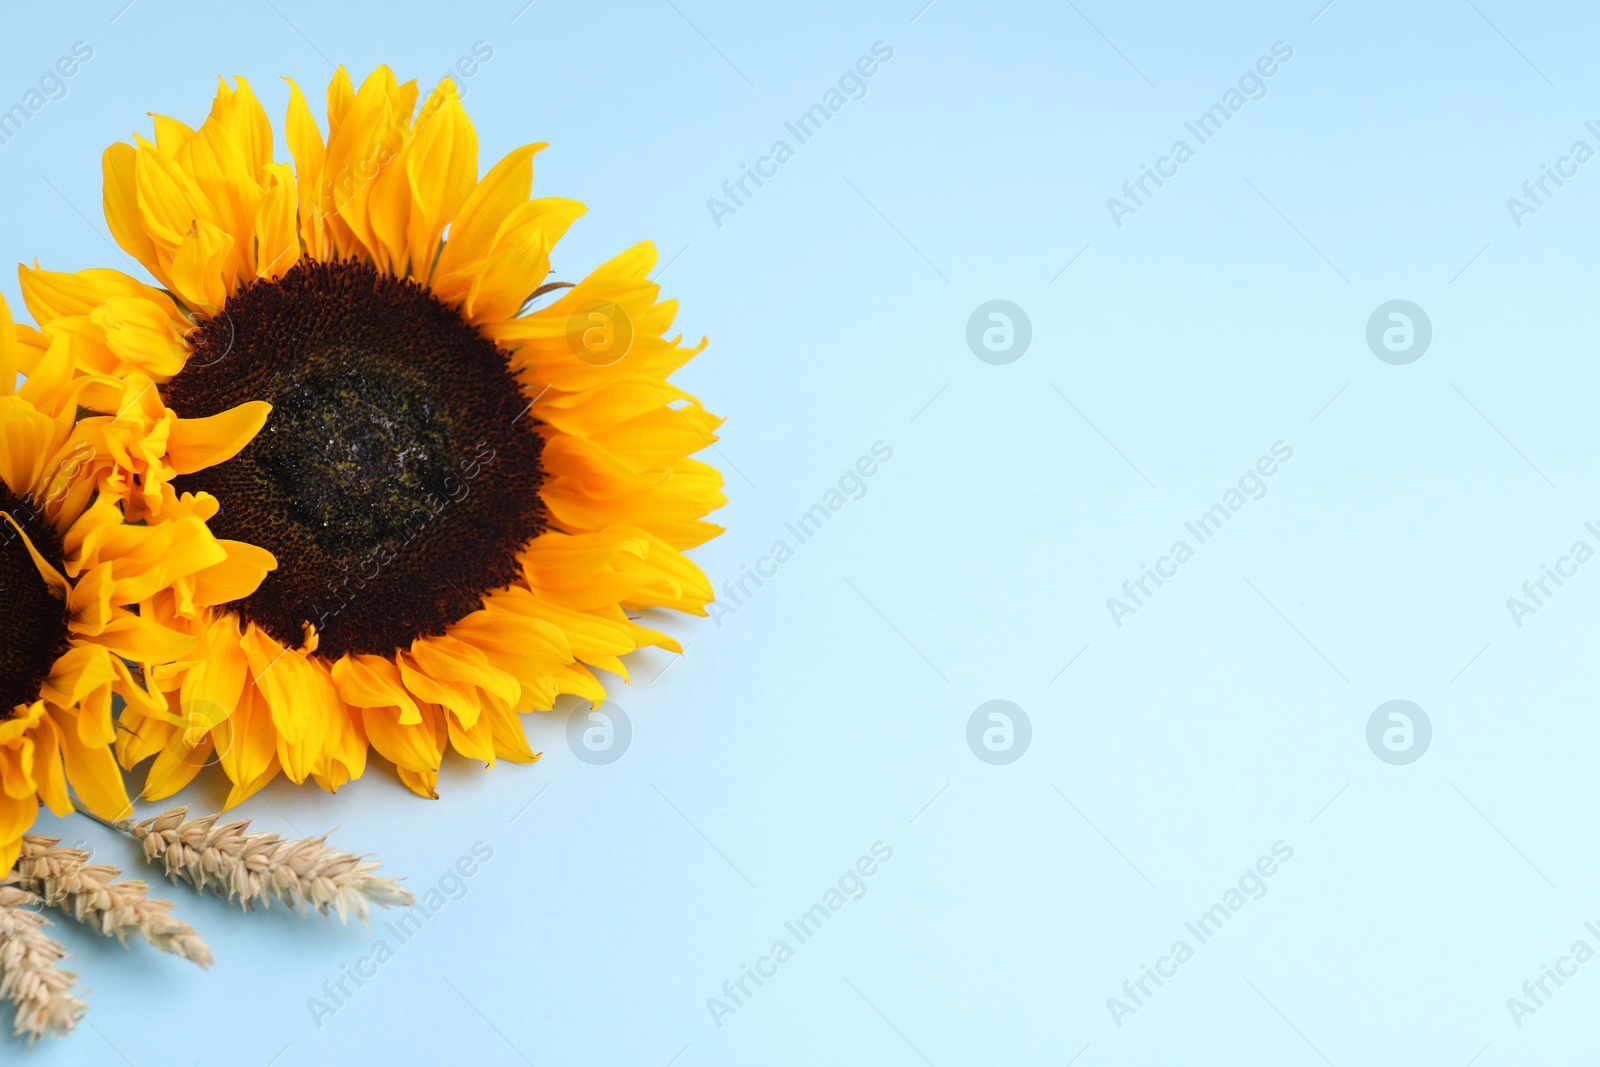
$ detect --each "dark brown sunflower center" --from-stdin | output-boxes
[0,484,71,716]
[164,258,547,658]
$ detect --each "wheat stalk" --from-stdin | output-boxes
[116,807,415,924]
[0,887,86,1044]
[8,836,212,969]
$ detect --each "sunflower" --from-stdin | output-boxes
[0,292,241,871]
[23,67,722,804]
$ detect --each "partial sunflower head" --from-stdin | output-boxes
[22,66,723,804]
[0,293,239,870]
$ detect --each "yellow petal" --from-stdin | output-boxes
[312,698,366,793]
[192,538,277,606]
[326,66,355,132]
[553,663,606,705]
[458,226,551,324]
[254,162,302,280]
[90,296,191,378]
[396,765,438,799]
[79,614,195,663]
[142,726,210,801]
[165,218,235,316]
[103,142,162,270]
[398,653,481,728]
[446,706,495,765]
[18,263,183,325]
[323,67,413,261]
[53,705,132,821]
[0,395,53,498]
[133,133,218,247]
[240,626,334,782]
[217,681,280,808]
[150,113,196,155]
[174,621,243,729]
[168,401,271,474]
[484,699,539,763]
[331,653,421,724]
[0,292,16,397]
[431,143,545,296]
[0,793,39,872]
[362,703,444,777]
[30,714,70,816]
[405,79,478,276]
[283,77,329,258]
[114,704,173,770]
[409,635,521,709]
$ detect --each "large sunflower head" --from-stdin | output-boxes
[21,67,723,804]
[0,293,234,871]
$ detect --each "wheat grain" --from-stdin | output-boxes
[9,835,212,968]
[117,808,415,924]
[0,886,86,1044]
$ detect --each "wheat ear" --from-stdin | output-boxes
[0,887,86,1044]
[8,835,212,969]
[116,807,415,924]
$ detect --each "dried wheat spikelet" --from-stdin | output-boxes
[8,835,212,969]
[116,807,415,924]
[0,886,86,1044]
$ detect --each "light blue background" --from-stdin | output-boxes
[4,0,1600,1063]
